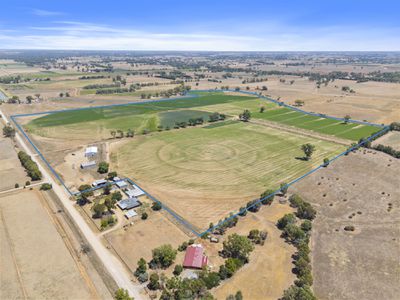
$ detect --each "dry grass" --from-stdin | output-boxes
[0,189,93,299]
[292,150,400,300]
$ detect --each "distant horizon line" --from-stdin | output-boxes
[0,49,399,53]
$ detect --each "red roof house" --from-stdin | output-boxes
[183,244,208,269]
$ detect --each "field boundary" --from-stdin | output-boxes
[10,90,389,237]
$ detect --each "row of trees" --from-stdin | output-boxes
[278,194,317,300]
[17,151,42,181]
[208,188,276,237]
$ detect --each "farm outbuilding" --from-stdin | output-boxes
[115,180,128,189]
[85,146,98,157]
[80,161,96,169]
[117,197,141,210]
[125,187,145,198]
[124,209,138,219]
[183,244,208,269]
[92,179,107,187]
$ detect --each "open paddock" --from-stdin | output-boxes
[111,122,345,231]
[0,189,93,299]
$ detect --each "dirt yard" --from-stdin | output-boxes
[105,210,189,272]
[0,189,94,299]
[291,150,400,300]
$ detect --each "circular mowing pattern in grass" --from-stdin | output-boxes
[156,139,258,172]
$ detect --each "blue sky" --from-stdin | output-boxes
[0,0,399,50]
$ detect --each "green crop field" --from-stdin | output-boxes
[251,107,380,141]
[26,92,381,142]
[111,122,345,230]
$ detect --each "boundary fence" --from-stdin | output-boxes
[10,89,389,237]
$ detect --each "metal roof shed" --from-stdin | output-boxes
[117,197,141,210]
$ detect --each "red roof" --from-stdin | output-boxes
[183,245,208,269]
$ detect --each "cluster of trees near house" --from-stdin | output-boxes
[134,231,264,299]
[278,194,317,300]
[17,151,42,181]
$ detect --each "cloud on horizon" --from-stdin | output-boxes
[31,9,64,17]
[0,21,399,51]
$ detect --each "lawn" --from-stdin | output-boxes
[110,122,345,231]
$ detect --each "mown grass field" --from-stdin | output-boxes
[26,92,381,142]
[110,122,345,230]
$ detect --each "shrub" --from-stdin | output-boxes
[40,183,52,190]
[152,201,162,211]
[15,183,19,188]
[277,213,296,230]
[97,161,109,174]
[141,212,148,220]
[173,264,183,276]
[283,224,307,245]
[301,220,312,232]
[246,199,261,213]
[178,241,188,251]
[151,244,177,269]
[260,189,275,205]
[199,271,221,289]
[323,158,330,166]
[147,273,160,290]
[25,181,30,186]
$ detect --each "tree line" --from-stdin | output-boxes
[278,194,317,300]
[18,151,42,181]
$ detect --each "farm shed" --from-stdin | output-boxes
[85,146,98,157]
[117,197,141,210]
[80,161,96,169]
[124,209,138,219]
[183,244,208,269]
[92,179,107,187]
[125,187,145,198]
[115,180,128,189]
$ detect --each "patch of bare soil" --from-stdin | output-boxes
[291,150,400,300]
[105,211,189,272]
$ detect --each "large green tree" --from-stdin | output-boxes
[151,244,177,268]
[222,234,254,262]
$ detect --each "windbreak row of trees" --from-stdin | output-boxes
[278,194,317,300]
[17,151,42,181]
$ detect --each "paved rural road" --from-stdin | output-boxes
[0,109,144,300]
